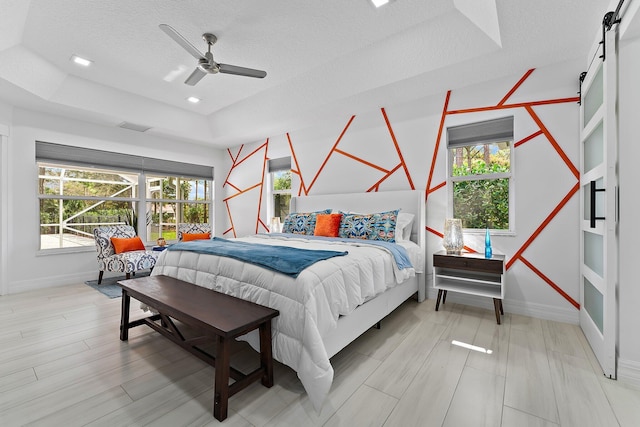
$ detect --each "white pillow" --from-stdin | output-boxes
[395,212,415,241]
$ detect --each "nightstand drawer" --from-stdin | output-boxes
[433,253,504,274]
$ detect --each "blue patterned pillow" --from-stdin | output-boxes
[339,210,399,242]
[282,209,331,235]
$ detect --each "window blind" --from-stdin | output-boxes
[268,157,291,172]
[36,141,214,179]
[447,116,514,148]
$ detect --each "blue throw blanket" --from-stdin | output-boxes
[167,237,348,278]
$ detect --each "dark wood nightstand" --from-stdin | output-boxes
[433,251,506,324]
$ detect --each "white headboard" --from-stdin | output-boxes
[290,189,426,250]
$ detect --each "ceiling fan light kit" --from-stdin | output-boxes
[159,24,267,86]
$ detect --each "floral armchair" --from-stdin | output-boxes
[93,225,158,284]
[177,223,212,240]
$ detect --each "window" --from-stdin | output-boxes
[447,117,514,231]
[36,142,213,250]
[147,176,211,241]
[271,170,292,221]
[38,164,139,250]
[268,157,292,223]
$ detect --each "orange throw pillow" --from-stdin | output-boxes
[182,232,211,241]
[314,213,342,237]
[110,236,146,254]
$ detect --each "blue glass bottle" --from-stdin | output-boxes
[485,228,492,259]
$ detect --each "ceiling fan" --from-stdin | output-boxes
[159,24,267,86]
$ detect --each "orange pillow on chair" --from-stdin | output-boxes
[182,232,211,241]
[110,236,146,254]
[314,214,342,237]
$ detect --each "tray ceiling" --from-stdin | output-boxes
[0,0,604,147]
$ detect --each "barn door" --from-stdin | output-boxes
[579,19,618,379]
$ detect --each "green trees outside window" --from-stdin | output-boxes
[147,176,210,242]
[272,170,292,222]
[38,163,212,249]
[450,142,511,230]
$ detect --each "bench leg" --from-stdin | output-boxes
[259,321,274,388]
[120,290,131,341]
[214,335,231,421]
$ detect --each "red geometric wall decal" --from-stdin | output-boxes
[505,182,580,270]
[425,90,451,202]
[223,139,269,237]
[525,105,580,180]
[287,132,308,197]
[223,144,243,189]
[255,142,269,234]
[303,115,356,195]
[428,181,446,195]
[519,255,580,310]
[426,68,581,310]
[380,108,415,191]
[289,108,415,196]
[514,130,544,148]
[497,68,535,106]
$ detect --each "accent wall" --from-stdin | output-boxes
[223,58,583,324]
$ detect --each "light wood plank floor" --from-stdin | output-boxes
[1,282,639,426]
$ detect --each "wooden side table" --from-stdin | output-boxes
[433,251,505,324]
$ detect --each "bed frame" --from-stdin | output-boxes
[290,189,426,358]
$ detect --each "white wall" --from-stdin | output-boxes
[224,58,583,324]
[3,107,224,294]
[0,111,9,296]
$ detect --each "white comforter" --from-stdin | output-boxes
[150,234,416,410]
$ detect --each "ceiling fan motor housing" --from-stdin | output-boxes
[198,52,219,73]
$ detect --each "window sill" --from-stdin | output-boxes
[463,229,516,237]
[37,246,96,256]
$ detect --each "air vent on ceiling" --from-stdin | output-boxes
[118,122,151,132]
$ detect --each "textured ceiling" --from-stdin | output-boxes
[0,0,606,148]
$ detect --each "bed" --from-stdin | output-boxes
[150,189,426,410]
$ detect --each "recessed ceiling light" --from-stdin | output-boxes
[371,0,390,8]
[187,96,201,104]
[70,55,92,67]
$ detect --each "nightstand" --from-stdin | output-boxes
[433,251,505,324]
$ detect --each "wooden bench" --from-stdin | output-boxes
[118,275,280,421]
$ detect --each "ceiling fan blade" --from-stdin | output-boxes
[159,24,205,60]
[218,63,267,78]
[184,67,207,86]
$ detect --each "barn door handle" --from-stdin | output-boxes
[590,180,606,228]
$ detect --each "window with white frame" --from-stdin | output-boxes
[146,175,211,242]
[447,117,514,231]
[38,163,139,250]
[36,142,214,250]
[268,157,292,228]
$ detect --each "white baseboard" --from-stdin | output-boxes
[8,271,96,294]
[618,358,640,389]
[426,287,579,324]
